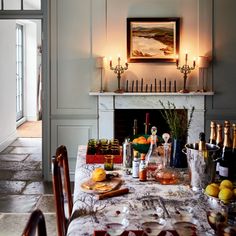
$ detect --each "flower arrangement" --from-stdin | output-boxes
[159,100,195,140]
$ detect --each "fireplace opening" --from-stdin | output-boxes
[114,109,187,143]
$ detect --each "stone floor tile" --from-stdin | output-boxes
[23,181,53,194]
[1,146,14,154]
[36,195,56,213]
[44,213,57,236]
[10,147,42,154]
[0,170,14,180]
[0,161,40,171]
[12,171,42,181]
[10,137,42,147]
[0,213,30,236]
[0,195,40,213]
[0,213,57,236]
[0,154,28,162]
[0,181,26,194]
[24,153,42,162]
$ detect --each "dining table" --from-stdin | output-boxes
[66,145,215,236]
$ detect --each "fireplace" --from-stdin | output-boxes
[89,92,214,143]
[114,109,187,143]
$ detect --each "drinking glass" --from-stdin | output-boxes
[104,218,129,236]
[140,218,166,236]
[173,219,199,236]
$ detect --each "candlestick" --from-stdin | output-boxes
[159,80,162,92]
[141,78,143,92]
[110,56,128,93]
[176,53,196,93]
[169,81,171,92]
[174,80,177,92]
[164,78,166,92]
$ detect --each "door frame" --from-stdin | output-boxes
[0,0,51,180]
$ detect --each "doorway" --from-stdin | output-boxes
[0,0,50,180]
[15,19,42,139]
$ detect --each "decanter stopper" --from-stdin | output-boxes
[162,133,170,144]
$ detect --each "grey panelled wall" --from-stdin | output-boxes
[205,0,236,134]
[50,0,236,180]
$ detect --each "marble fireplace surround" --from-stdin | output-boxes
[89,92,214,143]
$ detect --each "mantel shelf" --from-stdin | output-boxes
[89,91,214,96]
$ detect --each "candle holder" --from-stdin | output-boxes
[110,57,128,93]
[176,54,196,93]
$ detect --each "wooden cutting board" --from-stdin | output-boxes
[80,177,122,194]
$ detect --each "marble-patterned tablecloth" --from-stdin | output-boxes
[66,146,214,236]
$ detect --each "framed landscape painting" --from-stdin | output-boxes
[127,18,180,63]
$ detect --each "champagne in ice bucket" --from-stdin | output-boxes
[183,143,220,192]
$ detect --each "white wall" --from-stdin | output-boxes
[0,21,17,151]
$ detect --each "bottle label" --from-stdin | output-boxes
[219,166,229,177]
[216,162,220,172]
[132,160,139,178]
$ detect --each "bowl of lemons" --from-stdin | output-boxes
[204,179,236,206]
[204,180,236,233]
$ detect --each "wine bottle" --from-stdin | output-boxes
[232,124,236,181]
[199,132,208,159]
[219,123,233,180]
[215,124,223,178]
[209,121,217,144]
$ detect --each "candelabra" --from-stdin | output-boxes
[176,53,196,93]
[110,56,128,93]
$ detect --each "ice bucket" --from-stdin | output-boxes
[183,143,220,192]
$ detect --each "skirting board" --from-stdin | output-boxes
[0,131,17,152]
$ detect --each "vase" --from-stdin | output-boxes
[170,139,187,168]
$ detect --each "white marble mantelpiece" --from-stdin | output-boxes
[89,92,214,143]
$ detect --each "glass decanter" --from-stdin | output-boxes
[155,133,179,184]
[145,127,163,180]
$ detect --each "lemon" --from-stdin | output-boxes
[210,183,220,188]
[205,184,220,197]
[218,188,233,202]
[220,180,233,190]
[92,168,106,182]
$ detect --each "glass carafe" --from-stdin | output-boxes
[155,133,179,184]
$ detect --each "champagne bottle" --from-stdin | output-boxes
[209,121,217,144]
[232,124,236,180]
[219,123,233,180]
[215,124,223,178]
[199,132,208,159]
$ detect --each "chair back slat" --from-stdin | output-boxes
[56,145,73,216]
[52,145,73,236]
[22,209,47,236]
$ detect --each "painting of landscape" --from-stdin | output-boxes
[127,18,179,62]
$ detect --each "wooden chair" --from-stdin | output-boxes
[22,209,47,236]
[52,145,73,236]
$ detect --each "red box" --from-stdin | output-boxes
[86,148,123,164]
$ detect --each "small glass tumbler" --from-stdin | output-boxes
[104,155,114,171]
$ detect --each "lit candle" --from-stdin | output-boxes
[193,57,196,68]
[185,52,188,64]
[118,54,121,66]
[109,57,112,67]
[176,54,179,67]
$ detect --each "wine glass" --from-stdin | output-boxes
[104,218,129,236]
[140,218,166,236]
[173,219,199,236]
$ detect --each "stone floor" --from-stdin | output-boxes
[0,138,57,236]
